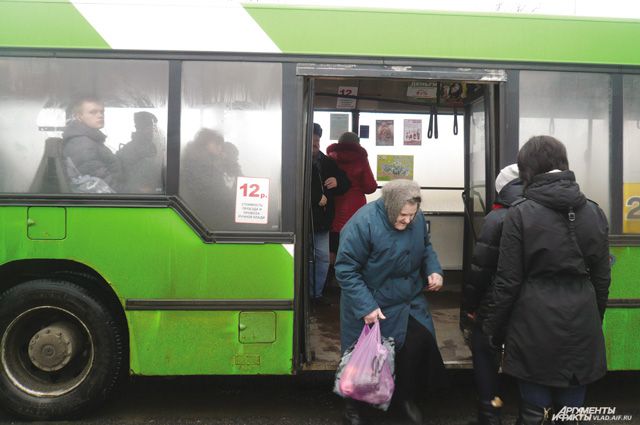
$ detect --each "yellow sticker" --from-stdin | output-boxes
[623,183,640,234]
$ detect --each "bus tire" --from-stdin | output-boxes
[0,279,126,420]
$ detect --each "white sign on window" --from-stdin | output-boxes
[235,177,270,224]
[337,86,358,109]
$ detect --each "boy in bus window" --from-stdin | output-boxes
[63,97,122,193]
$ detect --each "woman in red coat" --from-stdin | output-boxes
[326,131,378,260]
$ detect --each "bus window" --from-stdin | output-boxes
[0,57,169,195]
[179,61,282,232]
[519,71,611,218]
[623,75,640,234]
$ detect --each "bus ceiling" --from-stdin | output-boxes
[305,64,504,114]
[297,64,507,82]
[312,77,489,113]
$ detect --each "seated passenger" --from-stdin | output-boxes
[221,141,242,188]
[180,128,234,228]
[63,97,122,193]
[117,111,164,193]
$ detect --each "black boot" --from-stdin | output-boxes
[400,399,424,424]
[517,401,553,425]
[477,400,502,425]
[344,398,367,425]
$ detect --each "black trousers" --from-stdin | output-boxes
[470,323,502,403]
[394,316,448,401]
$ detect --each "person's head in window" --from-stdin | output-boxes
[193,128,224,156]
[517,135,569,187]
[133,111,158,138]
[312,123,323,159]
[70,97,105,130]
[381,179,422,231]
[338,131,360,145]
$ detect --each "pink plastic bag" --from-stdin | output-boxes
[334,322,395,410]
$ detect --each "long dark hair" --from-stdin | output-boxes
[517,135,569,187]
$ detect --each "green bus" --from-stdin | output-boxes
[1,1,639,419]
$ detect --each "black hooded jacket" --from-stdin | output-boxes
[482,170,610,386]
[311,151,350,232]
[462,178,523,316]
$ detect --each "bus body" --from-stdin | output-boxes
[0,1,639,419]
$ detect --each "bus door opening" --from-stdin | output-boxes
[303,76,499,370]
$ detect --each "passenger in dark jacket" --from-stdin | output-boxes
[482,136,610,425]
[336,179,447,425]
[180,128,233,229]
[311,123,350,300]
[461,163,523,425]
[63,97,122,192]
[116,111,163,193]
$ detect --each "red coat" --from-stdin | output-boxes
[326,142,378,232]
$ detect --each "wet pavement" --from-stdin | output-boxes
[0,370,638,424]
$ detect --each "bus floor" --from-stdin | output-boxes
[306,271,472,370]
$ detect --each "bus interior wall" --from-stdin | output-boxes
[304,77,494,370]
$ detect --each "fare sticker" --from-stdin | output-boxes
[235,177,269,224]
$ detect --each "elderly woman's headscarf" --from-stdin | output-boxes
[381,179,422,225]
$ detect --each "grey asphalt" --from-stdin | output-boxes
[0,370,638,424]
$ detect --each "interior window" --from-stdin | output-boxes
[179,61,282,232]
[469,99,487,218]
[0,57,169,195]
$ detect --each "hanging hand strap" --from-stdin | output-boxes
[433,106,439,139]
[427,106,434,139]
[453,107,459,135]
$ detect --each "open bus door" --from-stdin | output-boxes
[298,65,505,371]
[300,76,318,367]
[462,84,499,322]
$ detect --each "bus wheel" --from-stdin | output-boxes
[0,279,126,420]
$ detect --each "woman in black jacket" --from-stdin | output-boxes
[482,136,610,425]
[461,163,523,425]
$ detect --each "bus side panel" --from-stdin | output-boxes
[128,311,293,375]
[0,206,295,375]
[603,246,640,370]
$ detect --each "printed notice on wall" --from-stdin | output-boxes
[330,113,349,140]
[377,155,414,181]
[235,177,269,224]
[376,120,394,146]
[404,119,422,145]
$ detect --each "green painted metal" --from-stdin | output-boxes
[27,207,67,240]
[0,206,294,375]
[239,311,277,344]
[0,0,109,49]
[246,6,640,66]
[603,247,640,370]
[129,311,292,375]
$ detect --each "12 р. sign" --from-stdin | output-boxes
[235,177,269,224]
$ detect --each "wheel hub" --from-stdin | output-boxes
[28,322,78,372]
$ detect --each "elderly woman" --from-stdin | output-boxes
[483,136,610,425]
[336,179,447,425]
